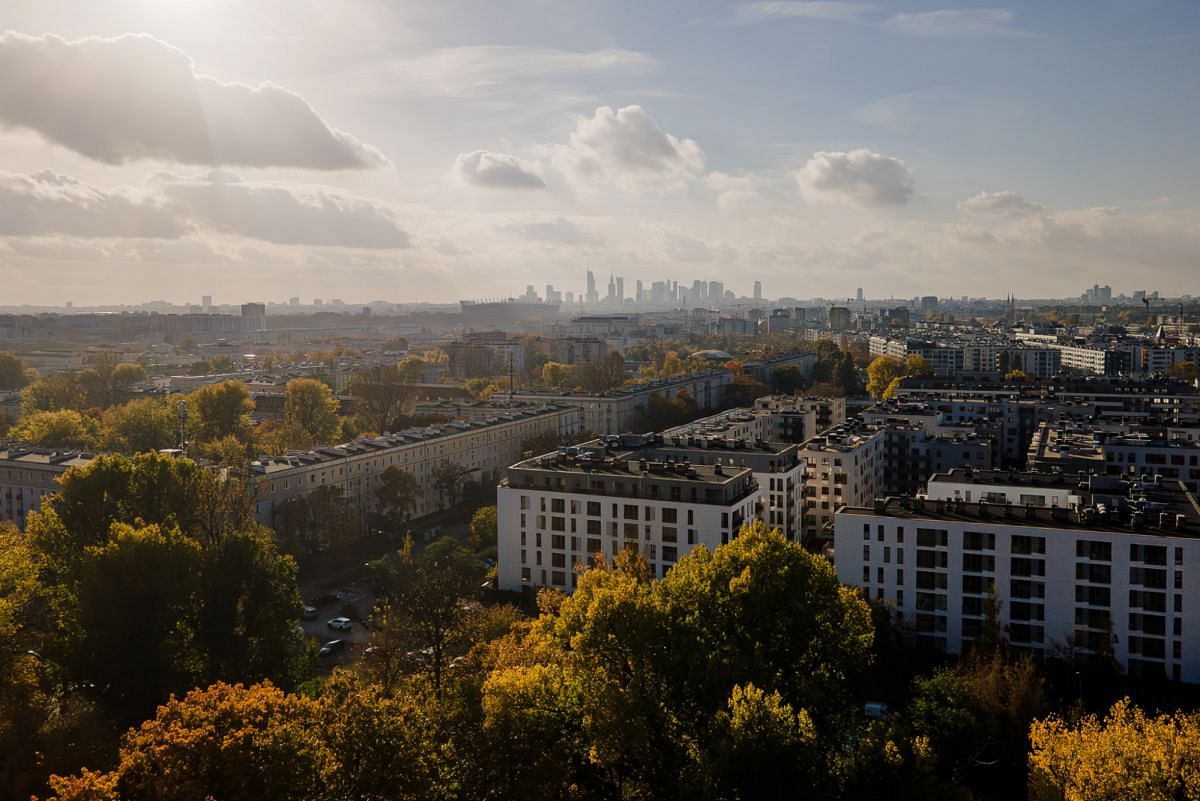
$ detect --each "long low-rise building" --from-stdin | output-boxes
[509,371,733,435]
[0,446,96,528]
[834,468,1200,682]
[249,403,582,525]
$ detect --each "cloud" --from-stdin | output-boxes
[796,149,914,207]
[454,151,545,189]
[0,32,387,169]
[0,169,189,238]
[551,105,705,190]
[734,2,876,24]
[706,171,766,208]
[385,45,655,99]
[502,217,603,247]
[883,9,1027,38]
[959,190,1045,217]
[156,172,410,248]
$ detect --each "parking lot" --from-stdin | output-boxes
[300,582,375,648]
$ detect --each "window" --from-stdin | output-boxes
[587,502,601,516]
[1076,563,1112,584]
[863,545,871,561]
[1076,540,1112,561]
[663,508,678,524]
[624,504,639,520]
[1011,535,1046,555]
[916,528,948,547]
[963,531,996,551]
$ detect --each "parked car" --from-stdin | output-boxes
[319,639,346,657]
[300,606,319,620]
[327,617,353,631]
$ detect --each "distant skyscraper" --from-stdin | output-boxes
[241,302,267,332]
[616,276,624,303]
[708,280,722,303]
[289,296,300,306]
[754,281,762,301]
[607,274,617,301]
[202,294,212,310]
[856,287,864,302]
[635,279,643,303]
[586,270,598,304]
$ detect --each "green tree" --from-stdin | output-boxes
[9,409,99,449]
[110,362,148,390]
[432,461,469,510]
[836,351,863,396]
[468,505,498,550]
[770,364,804,395]
[0,352,31,390]
[20,372,87,415]
[99,398,176,453]
[370,537,485,697]
[190,380,253,443]
[867,356,904,399]
[375,465,421,526]
[283,377,340,446]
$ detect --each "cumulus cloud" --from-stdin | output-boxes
[960,190,1045,217]
[0,32,387,169]
[796,149,914,207]
[155,172,410,248]
[550,105,705,190]
[0,169,188,238]
[502,217,603,247]
[883,9,1027,38]
[454,151,545,189]
[705,171,766,208]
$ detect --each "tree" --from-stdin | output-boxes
[1167,361,1198,382]
[468,505,498,550]
[577,351,627,393]
[273,485,359,559]
[370,537,485,697]
[771,365,804,395]
[9,409,99,449]
[904,354,933,376]
[0,352,31,390]
[350,364,417,434]
[99,398,176,453]
[190,380,253,443]
[867,356,904,399]
[46,682,333,801]
[540,361,575,389]
[1005,369,1034,383]
[375,465,421,526]
[432,461,469,510]
[1029,698,1200,801]
[910,650,1048,798]
[283,377,340,447]
[836,352,863,396]
[20,372,87,415]
[110,362,147,390]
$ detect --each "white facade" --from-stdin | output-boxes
[798,426,885,545]
[835,482,1200,682]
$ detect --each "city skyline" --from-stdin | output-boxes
[2,1,1200,305]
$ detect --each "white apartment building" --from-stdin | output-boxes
[835,470,1200,682]
[798,424,885,546]
[498,441,763,592]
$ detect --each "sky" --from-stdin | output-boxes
[1,0,1199,306]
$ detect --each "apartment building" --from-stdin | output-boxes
[510,371,733,435]
[798,424,885,546]
[752,395,848,442]
[497,439,763,592]
[834,470,1200,682]
[250,404,581,525]
[0,447,95,528]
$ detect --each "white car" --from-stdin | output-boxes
[326,617,353,631]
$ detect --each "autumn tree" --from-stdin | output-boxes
[190,380,253,443]
[99,398,176,453]
[1028,698,1200,801]
[904,354,933,376]
[0,351,31,390]
[432,460,470,510]
[9,409,100,449]
[350,364,418,433]
[283,377,340,446]
[540,361,575,389]
[866,356,904,400]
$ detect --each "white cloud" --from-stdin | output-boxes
[383,45,655,99]
[155,172,410,248]
[502,217,603,247]
[0,169,188,238]
[960,190,1045,217]
[883,9,1027,38]
[734,2,876,24]
[706,171,767,208]
[0,32,387,169]
[453,151,545,189]
[796,149,914,207]
[551,105,706,190]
